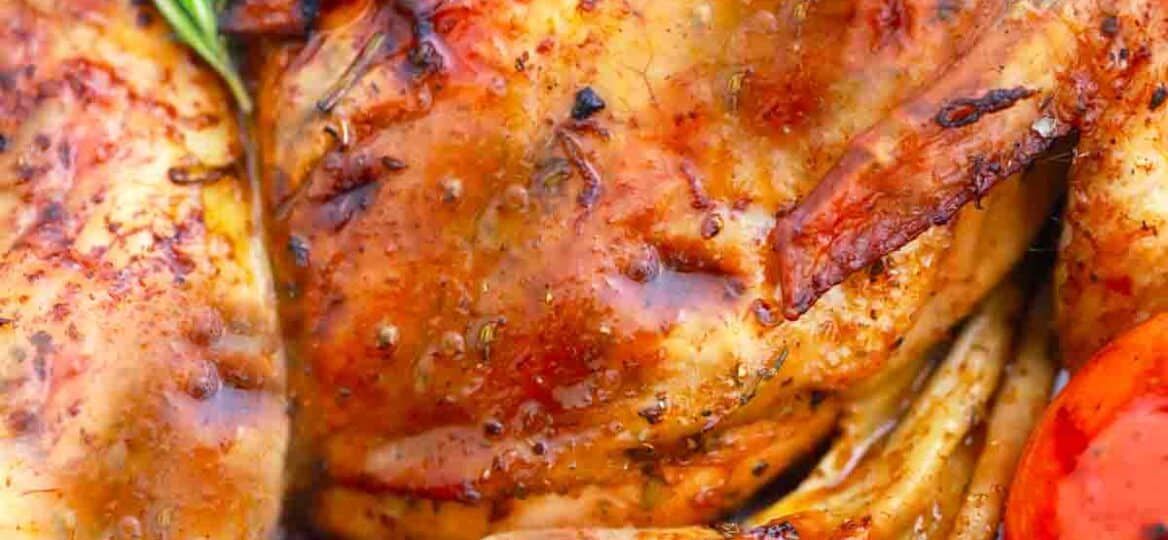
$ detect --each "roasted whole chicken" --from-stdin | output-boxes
[2,0,1166,539]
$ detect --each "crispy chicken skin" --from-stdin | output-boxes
[0,2,286,538]
[255,1,1057,537]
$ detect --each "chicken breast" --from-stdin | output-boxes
[0,2,286,537]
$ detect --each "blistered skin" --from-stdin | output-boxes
[0,2,285,538]
[256,1,1053,537]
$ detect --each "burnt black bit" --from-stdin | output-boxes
[531,440,547,455]
[1144,522,1168,540]
[315,153,386,229]
[0,134,8,153]
[381,156,408,171]
[809,390,827,408]
[0,317,12,327]
[701,213,724,239]
[300,0,321,26]
[637,394,668,424]
[320,180,380,230]
[867,257,886,279]
[624,443,658,461]
[935,87,1036,129]
[288,234,311,267]
[751,460,769,477]
[167,165,231,185]
[969,154,1010,196]
[1101,15,1119,37]
[398,2,446,76]
[571,87,606,120]
[482,419,504,437]
[1150,84,1167,111]
[408,39,443,72]
[744,520,801,540]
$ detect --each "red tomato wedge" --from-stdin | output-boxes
[1006,314,1168,540]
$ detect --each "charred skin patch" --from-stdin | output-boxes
[934,87,1036,128]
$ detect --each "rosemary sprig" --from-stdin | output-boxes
[153,0,253,113]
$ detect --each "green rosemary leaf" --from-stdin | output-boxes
[180,0,219,36]
[153,0,253,113]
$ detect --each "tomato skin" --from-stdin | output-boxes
[1006,314,1168,540]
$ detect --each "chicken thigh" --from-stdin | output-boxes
[1056,3,1168,368]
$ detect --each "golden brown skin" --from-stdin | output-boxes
[772,0,1122,317]
[0,2,286,538]
[255,1,1056,538]
[1056,1,1168,368]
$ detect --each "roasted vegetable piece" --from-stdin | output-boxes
[948,289,1057,540]
[753,282,1024,538]
[1006,313,1168,540]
